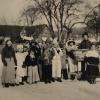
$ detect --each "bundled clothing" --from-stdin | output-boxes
[85,50,99,84]
[36,46,44,81]
[78,39,92,80]
[42,47,53,83]
[61,48,68,79]
[1,46,17,86]
[52,47,62,81]
[30,44,43,81]
[79,39,92,49]
[23,54,40,84]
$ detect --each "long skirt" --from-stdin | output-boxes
[52,56,62,78]
[27,66,40,84]
[86,65,99,80]
[15,66,25,84]
[61,64,68,79]
[68,57,77,73]
[42,64,52,82]
[38,64,43,81]
[1,58,16,84]
[15,52,26,83]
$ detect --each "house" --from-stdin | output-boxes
[0,24,51,43]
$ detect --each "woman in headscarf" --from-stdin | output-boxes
[1,40,17,87]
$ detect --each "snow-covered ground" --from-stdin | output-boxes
[0,53,100,100]
[0,80,100,100]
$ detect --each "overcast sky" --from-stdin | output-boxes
[0,0,26,24]
[0,0,100,25]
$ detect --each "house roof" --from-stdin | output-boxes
[0,24,49,38]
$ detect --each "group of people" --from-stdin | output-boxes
[1,32,100,88]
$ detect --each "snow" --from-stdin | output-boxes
[0,53,100,100]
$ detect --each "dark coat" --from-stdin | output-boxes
[79,39,92,49]
[66,50,76,60]
[43,48,53,65]
[30,45,41,58]
[23,55,37,67]
[1,46,17,66]
[85,57,99,77]
[30,45,45,64]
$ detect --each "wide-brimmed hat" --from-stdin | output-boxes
[67,40,75,45]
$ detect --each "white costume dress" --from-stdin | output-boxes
[15,52,26,83]
[52,47,62,78]
[67,45,77,73]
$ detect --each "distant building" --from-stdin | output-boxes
[0,24,50,43]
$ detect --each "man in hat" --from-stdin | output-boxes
[78,32,92,80]
[79,32,92,49]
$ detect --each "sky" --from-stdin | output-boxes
[0,0,26,24]
[0,0,100,25]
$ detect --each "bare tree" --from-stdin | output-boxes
[84,4,100,38]
[19,4,41,26]
[32,0,85,41]
[20,0,85,42]
[20,0,100,42]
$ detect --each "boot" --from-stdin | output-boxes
[51,78,55,82]
[5,83,9,88]
[57,78,62,82]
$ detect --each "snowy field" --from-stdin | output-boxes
[0,53,100,100]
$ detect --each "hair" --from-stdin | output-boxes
[5,39,12,46]
[82,32,89,37]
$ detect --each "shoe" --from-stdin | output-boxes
[52,78,55,82]
[19,82,24,85]
[70,75,75,80]
[10,84,15,87]
[15,83,19,86]
[57,78,62,82]
[44,81,48,84]
[48,81,51,83]
[5,83,9,88]
[92,80,96,84]
[34,81,37,84]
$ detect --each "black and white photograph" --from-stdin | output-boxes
[0,0,100,100]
